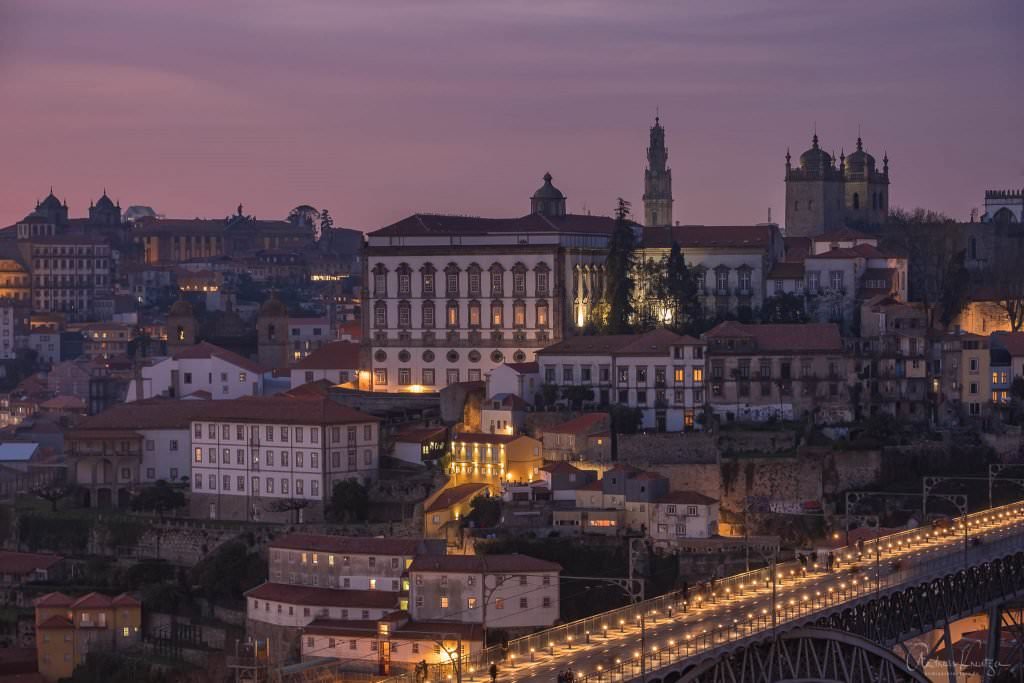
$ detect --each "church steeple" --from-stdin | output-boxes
[643,115,673,227]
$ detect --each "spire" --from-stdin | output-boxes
[883,151,889,173]
[811,133,819,149]
[785,148,791,167]
[856,136,863,152]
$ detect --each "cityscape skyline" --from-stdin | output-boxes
[1,0,1022,230]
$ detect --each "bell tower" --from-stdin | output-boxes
[643,117,673,227]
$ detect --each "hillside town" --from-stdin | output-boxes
[1,115,1024,682]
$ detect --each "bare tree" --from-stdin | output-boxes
[31,483,78,512]
[266,498,312,524]
[989,241,1024,331]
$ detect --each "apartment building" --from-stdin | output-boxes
[408,554,561,630]
[126,341,266,401]
[554,464,669,535]
[34,592,141,681]
[703,321,849,423]
[447,433,542,486]
[935,333,991,426]
[646,491,720,548]
[855,296,930,421]
[188,396,380,521]
[290,341,361,388]
[535,329,705,431]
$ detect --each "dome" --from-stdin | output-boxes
[38,192,63,211]
[843,137,876,177]
[799,135,833,171]
[532,172,564,200]
[94,192,116,210]
[259,292,288,318]
[168,297,194,318]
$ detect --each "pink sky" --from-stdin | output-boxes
[1,0,1021,231]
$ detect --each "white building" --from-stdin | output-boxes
[408,554,561,630]
[485,362,540,405]
[188,395,380,521]
[362,174,622,393]
[288,316,332,364]
[126,341,266,401]
[29,330,60,365]
[290,341,361,389]
[645,491,719,548]
[535,328,705,431]
[65,399,208,507]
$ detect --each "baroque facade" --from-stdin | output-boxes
[362,174,615,392]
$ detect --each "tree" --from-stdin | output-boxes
[659,241,703,332]
[266,498,312,524]
[326,479,370,523]
[561,386,594,411]
[537,383,560,410]
[190,540,266,605]
[129,480,185,519]
[468,494,501,527]
[609,404,643,435]
[604,198,636,334]
[318,208,335,242]
[31,483,78,513]
[759,292,809,324]
[989,246,1024,331]
[938,249,970,329]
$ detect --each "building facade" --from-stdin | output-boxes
[362,175,621,392]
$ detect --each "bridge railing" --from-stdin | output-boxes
[381,499,1024,683]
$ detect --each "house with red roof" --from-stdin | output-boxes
[125,340,267,402]
[537,413,610,462]
[0,551,64,587]
[289,340,361,389]
[553,464,670,536]
[535,329,705,432]
[703,321,849,423]
[33,591,140,681]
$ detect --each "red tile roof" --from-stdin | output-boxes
[542,413,608,435]
[369,213,623,238]
[409,554,561,574]
[269,533,442,557]
[245,582,400,608]
[111,593,141,607]
[655,491,718,505]
[705,321,842,353]
[537,329,698,357]
[70,592,113,609]
[996,332,1024,358]
[809,243,895,260]
[501,362,539,374]
[393,426,447,443]
[33,592,73,607]
[812,228,875,242]
[424,483,490,513]
[452,432,520,445]
[767,262,805,279]
[304,617,483,641]
[71,399,210,431]
[172,341,265,374]
[337,321,362,340]
[0,551,63,575]
[642,224,778,250]
[36,615,74,630]
[539,461,584,474]
[293,342,361,371]
[201,396,379,425]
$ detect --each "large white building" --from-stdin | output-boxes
[126,341,266,401]
[534,328,706,431]
[362,174,623,392]
[188,395,380,522]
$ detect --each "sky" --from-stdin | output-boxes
[0,0,1021,231]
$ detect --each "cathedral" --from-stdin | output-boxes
[784,133,890,236]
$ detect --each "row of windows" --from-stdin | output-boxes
[373,266,549,298]
[194,474,321,497]
[193,423,371,443]
[253,600,373,621]
[710,359,841,380]
[374,299,549,330]
[281,551,403,569]
[273,572,403,591]
[194,448,374,469]
[544,365,704,386]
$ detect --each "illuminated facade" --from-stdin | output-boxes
[447,432,541,485]
[363,174,619,392]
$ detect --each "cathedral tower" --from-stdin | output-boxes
[643,117,673,227]
[530,173,566,217]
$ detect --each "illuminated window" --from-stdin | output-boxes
[468,597,477,609]
[692,368,703,383]
[440,596,449,609]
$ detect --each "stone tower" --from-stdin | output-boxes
[167,295,197,351]
[530,173,566,217]
[840,137,890,229]
[643,117,673,227]
[88,190,121,226]
[785,133,890,236]
[257,292,290,369]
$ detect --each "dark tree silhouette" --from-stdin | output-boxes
[605,198,636,334]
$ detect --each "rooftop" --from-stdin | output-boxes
[199,396,379,425]
[704,321,842,353]
[542,413,608,435]
[642,224,778,250]
[655,491,718,505]
[537,328,699,357]
[369,213,623,238]
[171,341,265,374]
[269,533,443,557]
[0,551,63,575]
[292,341,361,371]
[424,483,491,513]
[409,554,562,574]
[245,582,399,608]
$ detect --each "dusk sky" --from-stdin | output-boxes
[1,0,1021,231]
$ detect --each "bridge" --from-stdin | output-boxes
[395,499,1024,683]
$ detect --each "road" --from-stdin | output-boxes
[478,506,1024,683]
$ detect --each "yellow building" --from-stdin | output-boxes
[422,482,490,543]
[34,591,141,681]
[448,433,541,485]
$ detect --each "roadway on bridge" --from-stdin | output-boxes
[490,509,1024,682]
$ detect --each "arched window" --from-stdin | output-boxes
[513,300,526,328]
[446,301,459,328]
[398,300,411,328]
[421,301,435,329]
[468,300,481,327]
[491,300,504,328]
[373,302,387,329]
[536,300,549,328]
[852,193,860,210]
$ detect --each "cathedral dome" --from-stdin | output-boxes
[799,135,833,171]
[843,138,876,178]
[169,296,194,318]
[532,172,564,200]
[259,292,288,318]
